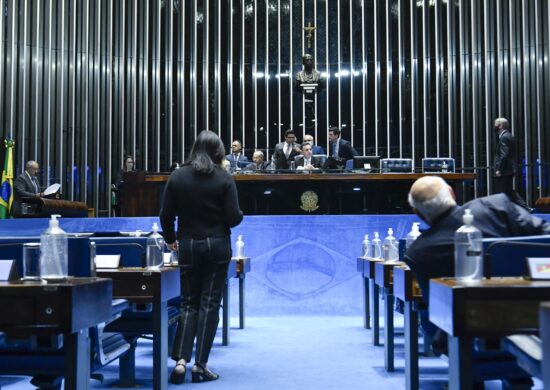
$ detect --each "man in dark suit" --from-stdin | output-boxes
[493,117,530,210]
[272,129,302,169]
[12,160,43,216]
[328,127,358,161]
[294,144,322,169]
[225,140,248,170]
[246,150,271,170]
[404,176,550,336]
[303,134,325,155]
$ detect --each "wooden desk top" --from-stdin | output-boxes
[393,266,423,303]
[231,257,251,274]
[374,261,406,289]
[429,277,550,337]
[97,267,179,304]
[0,277,112,337]
[144,172,476,183]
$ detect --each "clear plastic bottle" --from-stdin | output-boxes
[372,232,383,260]
[362,234,372,258]
[40,214,68,280]
[441,161,448,173]
[454,209,483,280]
[383,228,399,262]
[146,223,164,268]
[405,222,422,249]
[236,235,245,258]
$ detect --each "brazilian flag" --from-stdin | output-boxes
[0,139,15,219]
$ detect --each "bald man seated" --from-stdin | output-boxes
[404,176,550,308]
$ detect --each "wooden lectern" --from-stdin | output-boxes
[19,197,88,218]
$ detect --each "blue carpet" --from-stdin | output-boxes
[0,316,543,389]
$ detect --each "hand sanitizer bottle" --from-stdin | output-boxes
[372,232,383,260]
[40,214,68,280]
[146,223,164,268]
[454,209,483,280]
[383,228,399,262]
[236,235,245,258]
[405,222,421,249]
[362,234,372,258]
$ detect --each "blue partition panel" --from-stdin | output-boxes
[1,214,549,315]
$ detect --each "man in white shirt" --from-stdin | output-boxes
[295,144,322,169]
[272,129,302,169]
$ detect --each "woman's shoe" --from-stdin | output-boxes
[169,360,187,384]
[191,365,219,383]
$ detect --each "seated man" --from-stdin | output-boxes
[405,176,550,305]
[226,140,249,170]
[295,144,322,170]
[246,150,271,170]
[303,134,325,155]
[404,176,550,338]
[272,129,302,170]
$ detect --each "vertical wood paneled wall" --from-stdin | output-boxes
[0,0,549,215]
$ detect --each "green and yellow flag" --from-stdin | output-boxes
[0,139,15,219]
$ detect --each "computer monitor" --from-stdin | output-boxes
[353,156,381,171]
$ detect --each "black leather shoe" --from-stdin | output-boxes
[169,361,186,384]
[191,365,219,383]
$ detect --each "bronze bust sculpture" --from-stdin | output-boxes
[295,54,323,89]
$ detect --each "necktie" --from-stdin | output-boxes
[332,143,338,157]
[32,177,38,193]
[285,144,290,158]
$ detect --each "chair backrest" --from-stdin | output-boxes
[0,236,92,277]
[345,159,353,170]
[91,237,148,267]
[313,154,327,167]
[483,234,550,277]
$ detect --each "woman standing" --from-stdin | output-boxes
[112,155,136,216]
[160,130,243,384]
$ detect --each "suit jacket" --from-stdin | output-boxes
[494,130,517,176]
[329,138,358,161]
[225,153,249,170]
[272,142,302,169]
[404,194,550,308]
[294,155,322,169]
[12,172,41,215]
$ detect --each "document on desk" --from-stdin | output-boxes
[95,255,121,269]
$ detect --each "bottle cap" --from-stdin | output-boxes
[364,234,369,240]
[238,235,243,240]
[374,232,379,239]
[152,222,159,232]
[463,209,474,225]
[388,228,394,236]
[50,214,61,228]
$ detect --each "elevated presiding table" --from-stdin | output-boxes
[121,172,475,216]
[96,267,179,390]
[429,277,550,390]
[0,277,112,390]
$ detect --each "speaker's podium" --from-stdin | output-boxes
[18,197,88,218]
